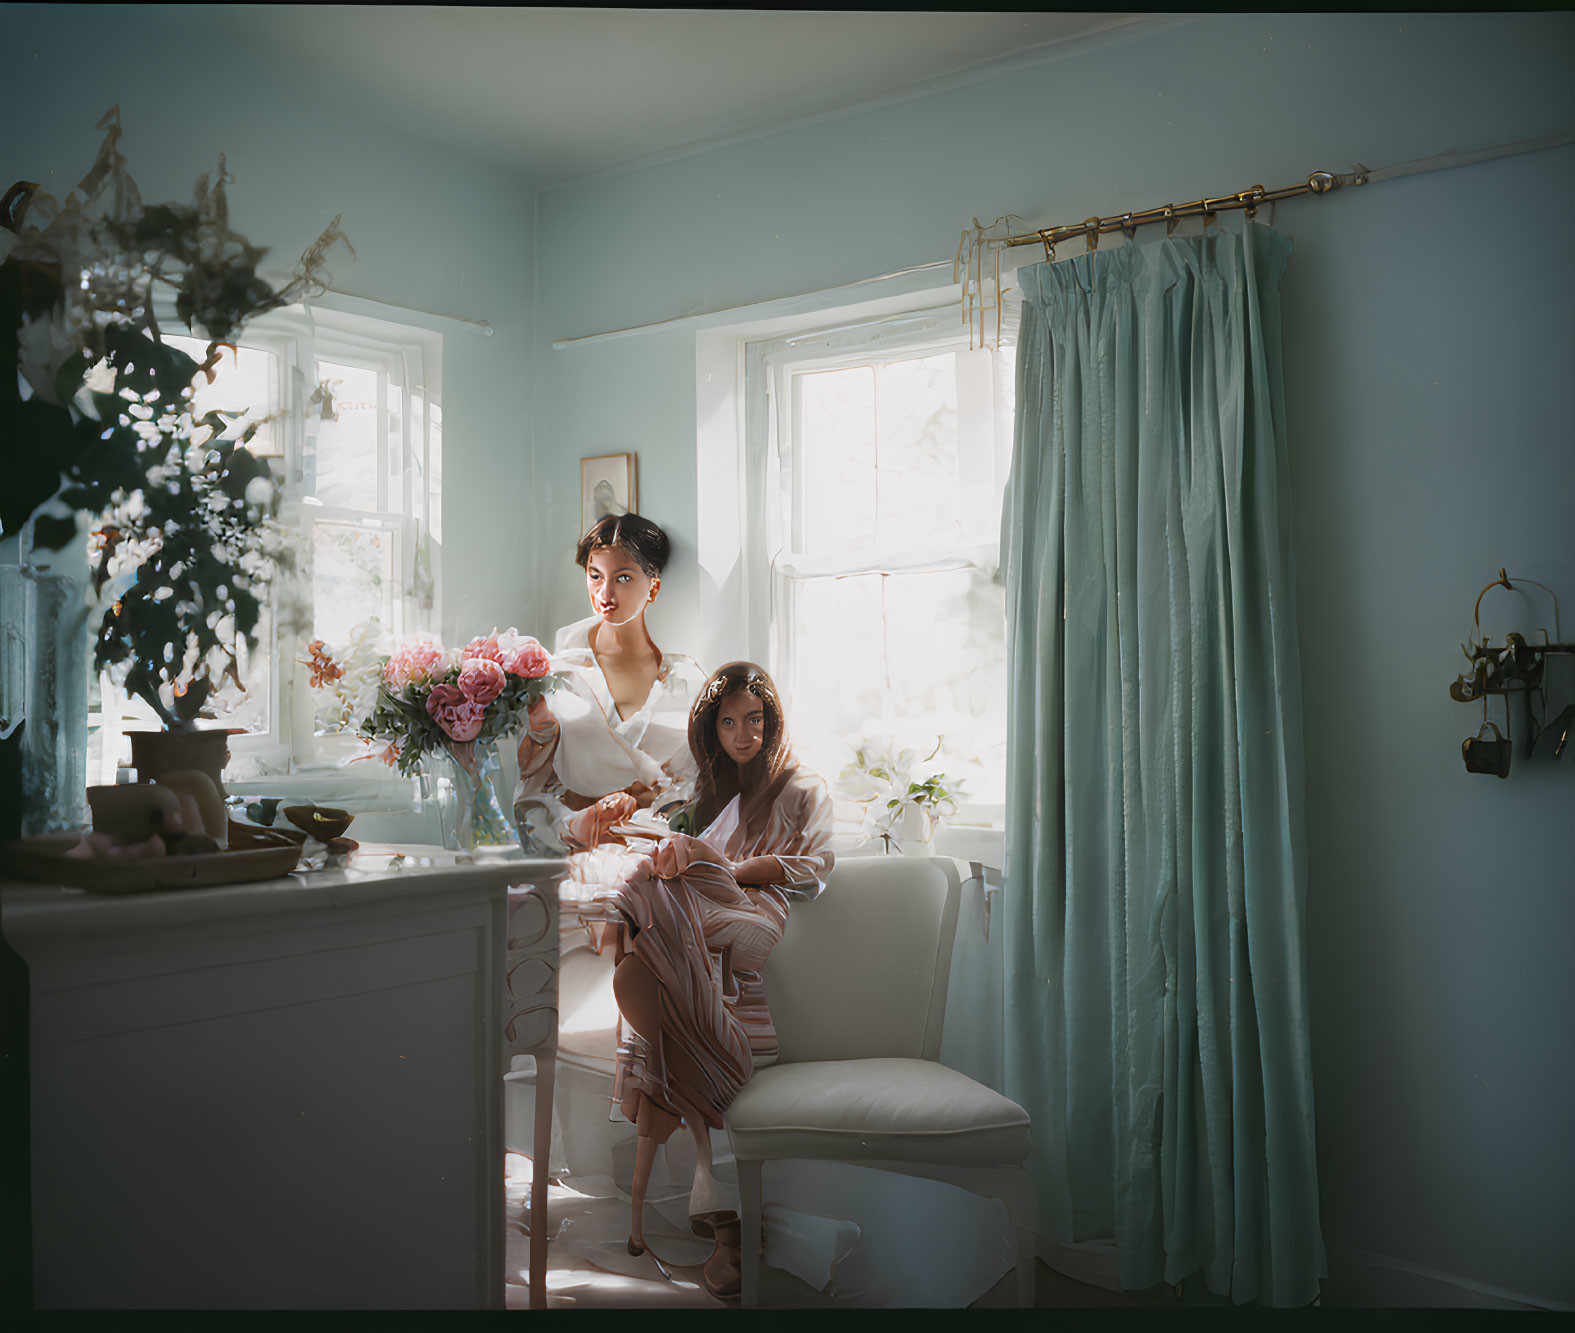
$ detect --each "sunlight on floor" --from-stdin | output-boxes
[502,1152,724,1309]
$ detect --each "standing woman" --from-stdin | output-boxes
[605,662,835,1299]
[512,513,706,857]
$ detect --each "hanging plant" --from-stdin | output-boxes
[1,106,352,728]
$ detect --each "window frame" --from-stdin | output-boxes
[741,307,1015,827]
[90,297,443,797]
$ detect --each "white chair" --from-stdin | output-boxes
[723,854,1036,1307]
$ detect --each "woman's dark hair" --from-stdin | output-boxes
[574,512,671,579]
[687,661,792,833]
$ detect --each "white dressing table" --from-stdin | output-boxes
[1,845,565,1309]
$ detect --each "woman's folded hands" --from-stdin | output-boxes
[571,790,640,848]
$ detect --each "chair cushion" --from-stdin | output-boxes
[725,1058,1032,1168]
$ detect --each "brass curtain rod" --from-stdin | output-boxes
[1001,128,1575,259]
[1008,169,1359,258]
[955,130,1574,346]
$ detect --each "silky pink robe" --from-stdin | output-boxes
[608,766,835,1127]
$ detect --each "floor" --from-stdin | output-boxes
[504,930,1190,1310]
[499,1145,1186,1310]
[502,1151,728,1310]
[498,1048,1181,1310]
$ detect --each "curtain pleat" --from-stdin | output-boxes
[1001,222,1326,1305]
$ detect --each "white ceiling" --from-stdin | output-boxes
[181,7,1163,186]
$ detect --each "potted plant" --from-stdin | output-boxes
[1,108,348,827]
[837,732,965,854]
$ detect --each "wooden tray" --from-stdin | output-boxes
[2,834,302,894]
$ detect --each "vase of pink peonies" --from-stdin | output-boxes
[311,628,559,857]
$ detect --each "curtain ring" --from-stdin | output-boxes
[1163,205,1178,237]
[1039,229,1053,263]
[1084,217,1101,252]
[1120,212,1137,241]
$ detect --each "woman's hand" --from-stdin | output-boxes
[570,791,639,848]
[730,855,782,885]
[650,833,731,880]
[650,834,691,880]
[517,696,559,775]
[526,695,557,738]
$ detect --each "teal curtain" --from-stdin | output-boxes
[1000,222,1326,1306]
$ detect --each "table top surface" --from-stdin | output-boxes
[0,843,569,944]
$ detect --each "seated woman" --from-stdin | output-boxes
[594,662,834,1296]
[512,511,706,860]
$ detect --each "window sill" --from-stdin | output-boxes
[933,821,1004,872]
[225,768,421,814]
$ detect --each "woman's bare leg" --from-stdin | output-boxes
[614,953,729,1236]
[614,954,683,1249]
[665,1088,719,1223]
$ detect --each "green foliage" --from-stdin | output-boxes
[3,108,349,729]
[884,772,961,815]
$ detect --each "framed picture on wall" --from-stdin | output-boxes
[581,452,638,533]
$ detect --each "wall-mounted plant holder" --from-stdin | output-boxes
[1450,570,1574,776]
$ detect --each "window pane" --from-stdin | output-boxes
[164,335,281,457]
[207,603,273,737]
[881,568,1006,805]
[312,520,396,646]
[311,361,380,510]
[788,569,1005,807]
[155,334,275,739]
[874,354,960,556]
[427,396,443,546]
[797,366,874,560]
[777,338,1011,828]
[784,573,886,783]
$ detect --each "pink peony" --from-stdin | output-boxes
[463,631,504,665]
[457,656,506,706]
[384,634,447,693]
[425,682,486,742]
[502,637,551,679]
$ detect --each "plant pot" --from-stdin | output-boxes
[128,728,237,798]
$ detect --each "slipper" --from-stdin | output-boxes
[690,1207,738,1240]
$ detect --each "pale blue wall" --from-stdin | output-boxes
[532,11,1575,1305]
[1,3,540,639]
[7,4,1572,1306]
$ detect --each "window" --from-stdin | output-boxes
[745,308,1016,836]
[87,302,442,786]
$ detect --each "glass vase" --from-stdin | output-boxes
[14,567,91,837]
[426,741,512,859]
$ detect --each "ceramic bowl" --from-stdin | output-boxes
[282,804,355,843]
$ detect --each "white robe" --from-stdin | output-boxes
[512,614,705,851]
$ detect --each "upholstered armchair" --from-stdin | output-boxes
[723,854,1036,1307]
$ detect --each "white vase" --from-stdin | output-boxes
[892,802,935,857]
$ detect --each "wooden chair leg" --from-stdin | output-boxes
[735,1157,764,1308]
[529,1054,556,1310]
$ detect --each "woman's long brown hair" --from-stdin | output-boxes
[687,662,794,837]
